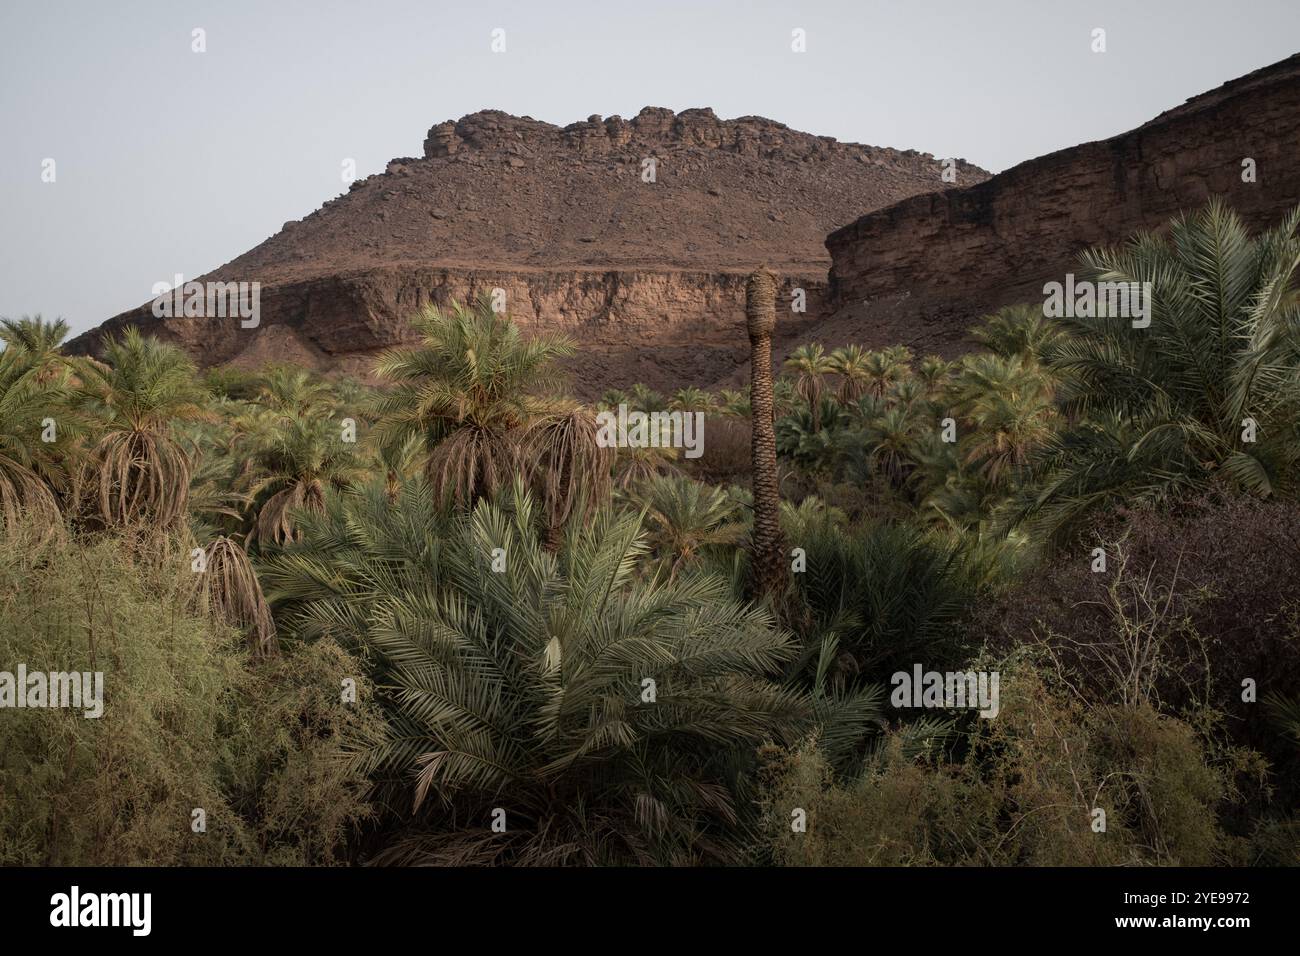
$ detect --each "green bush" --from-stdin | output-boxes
[0,522,382,865]
[760,659,1265,866]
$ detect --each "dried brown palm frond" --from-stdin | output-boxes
[75,428,191,531]
[521,405,614,540]
[613,445,680,490]
[424,423,521,508]
[0,458,63,545]
[199,535,277,659]
[365,826,582,867]
[251,479,326,547]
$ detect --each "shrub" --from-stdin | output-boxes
[0,521,380,865]
[760,658,1262,866]
[972,491,1300,807]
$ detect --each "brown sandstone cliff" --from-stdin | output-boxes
[68,107,984,397]
[815,54,1300,359]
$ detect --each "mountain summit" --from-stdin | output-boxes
[68,107,985,396]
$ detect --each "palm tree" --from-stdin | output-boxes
[784,506,977,676]
[717,388,751,418]
[520,401,614,546]
[952,354,1058,487]
[599,387,629,410]
[864,347,912,399]
[631,474,747,578]
[0,345,71,534]
[970,304,1064,364]
[0,315,73,384]
[372,296,576,508]
[627,382,667,412]
[1015,200,1300,540]
[917,355,953,396]
[198,536,277,659]
[783,343,833,431]
[263,480,806,865]
[776,397,854,474]
[376,431,424,503]
[668,387,717,413]
[74,329,207,531]
[886,376,929,414]
[611,439,680,491]
[828,344,872,405]
[245,412,364,546]
[745,270,789,602]
[256,364,331,414]
[863,405,920,489]
[772,376,799,418]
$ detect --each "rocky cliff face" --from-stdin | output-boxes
[818,54,1300,357]
[134,264,830,400]
[68,107,984,397]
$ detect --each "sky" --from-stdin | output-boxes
[2,0,1298,336]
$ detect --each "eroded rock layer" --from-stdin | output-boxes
[819,54,1300,359]
[70,107,985,396]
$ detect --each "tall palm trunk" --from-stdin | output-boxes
[745,269,788,601]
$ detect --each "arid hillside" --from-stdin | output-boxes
[68,107,984,396]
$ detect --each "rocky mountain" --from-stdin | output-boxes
[68,107,985,396]
[808,53,1300,362]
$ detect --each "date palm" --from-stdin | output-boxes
[783,343,833,431]
[718,388,751,418]
[263,480,805,865]
[0,315,74,385]
[745,270,789,601]
[198,535,277,659]
[951,353,1058,487]
[864,346,912,399]
[863,405,920,489]
[971,303,1064,364]
[256,365,331,414]
[668,387,716,413]
[520,401,614,546]
[372,296,576,508]
[245,412,365,546]
[74,329,208,531]
[0,345,72,534]
[631,474,746,579]
[599,388,629,410]
[828,344,872,405]
[917,355,954,396]
[628,382,667,412]
[1016,199,1300,541]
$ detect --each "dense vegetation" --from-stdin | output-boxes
[1,200,1297,865]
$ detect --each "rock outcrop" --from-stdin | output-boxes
[816,54,1300,358]
[68,107,985,397]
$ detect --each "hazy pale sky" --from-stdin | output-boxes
[3,0,1297,335]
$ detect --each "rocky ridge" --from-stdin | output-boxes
[70,107,986,396]
[813,54,1300,363]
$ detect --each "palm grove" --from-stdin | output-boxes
[1,200,1297,865]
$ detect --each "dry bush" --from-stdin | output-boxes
[971,491,1300,809]
[0,520,380,865]
[760,659,1264,866]
[684,413,752,486]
